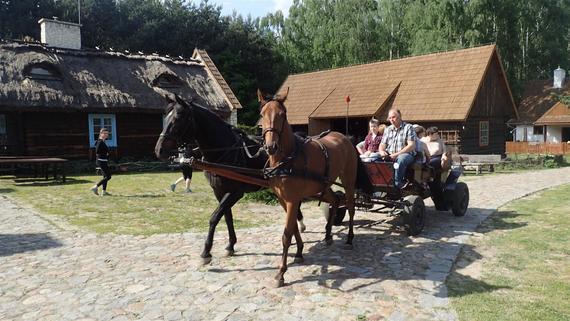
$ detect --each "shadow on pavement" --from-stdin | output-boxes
[0,233,63,256]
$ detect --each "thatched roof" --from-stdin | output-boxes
[278,44,516,125]
[0,41,240,115]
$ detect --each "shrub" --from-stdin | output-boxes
[243,188,278,204]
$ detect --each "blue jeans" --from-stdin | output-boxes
[394,153,414,188]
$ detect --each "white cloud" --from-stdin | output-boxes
[273,0,293,16]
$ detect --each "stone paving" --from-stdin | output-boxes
[1,168,570,321]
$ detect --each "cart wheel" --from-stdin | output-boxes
[403,195,425,236]
[450,182,469,217]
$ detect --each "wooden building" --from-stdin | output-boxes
[511,77,570,144]
[277,44,518,155]
[0,19,241,159]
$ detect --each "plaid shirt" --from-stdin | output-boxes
[381,122,416,155]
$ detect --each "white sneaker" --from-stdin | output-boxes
[185,188,192,193]
[90,186,99,195]
[170,184,176,192]
[101,191,110,196]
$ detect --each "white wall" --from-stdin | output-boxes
[514,125,544,142]
[546,126,562,143]
[39,19,81,50]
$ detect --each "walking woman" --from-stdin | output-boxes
[170,145,193,193]
[90,128,112,196]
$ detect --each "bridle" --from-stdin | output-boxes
[260,98,287,154]
[159,101,197,143]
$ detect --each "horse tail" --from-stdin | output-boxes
[355,157,374,195]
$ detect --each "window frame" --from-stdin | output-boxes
[533,125,544,135]
[0,114,6,135]
[88,114,117,148]
[23,63,62,81]
[479,120,489,147]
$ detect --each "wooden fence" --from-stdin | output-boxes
[506,142,570,155]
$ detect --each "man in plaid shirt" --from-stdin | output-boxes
[379,108,417,188]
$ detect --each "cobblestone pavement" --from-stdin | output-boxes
[1,168,570,321]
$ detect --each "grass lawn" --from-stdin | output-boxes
[447,184,570,321]
[0,171,289,235]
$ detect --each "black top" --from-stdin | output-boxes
[95,139,109,161]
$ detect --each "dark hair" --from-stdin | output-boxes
[369,118,380,126]
[414,125,426,135]
[426,126,439,136]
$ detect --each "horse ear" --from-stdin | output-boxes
[277,87,289,103]
[153,87,176,103]
[174,94,193,109]
[257,89,266,104]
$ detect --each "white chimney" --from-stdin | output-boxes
[553,66,566,89]
[38,18,81,50]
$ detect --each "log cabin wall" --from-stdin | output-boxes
[461,56,515,155]
[23,111,89,158]
[116,112,163,159]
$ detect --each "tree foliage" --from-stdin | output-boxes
[2,0,570,125]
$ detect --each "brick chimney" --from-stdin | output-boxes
[38,18,81,50]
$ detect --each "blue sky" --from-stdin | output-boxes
[206,0,293,18]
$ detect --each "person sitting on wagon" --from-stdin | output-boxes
[413,125,430,164]
[359,118,385,162]
[421,126,449,170]
[378,108,416,188]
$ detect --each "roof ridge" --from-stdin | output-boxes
[288,44,496,78]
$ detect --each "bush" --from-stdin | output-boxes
[236,124,259,136]
[242,188,278,204]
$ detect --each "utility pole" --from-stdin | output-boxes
[345,95,350,136]
[78,0,81,25]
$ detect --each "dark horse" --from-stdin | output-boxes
[154,94,305,263]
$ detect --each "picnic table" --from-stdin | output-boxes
[459,154,502,175]
[0,156,68,182]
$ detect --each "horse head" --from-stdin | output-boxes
[258,88,289,156]
[155,93,196,160]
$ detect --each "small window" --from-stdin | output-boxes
[533,126,544,135]
[24,63,62,81]
[0,114,6,135]
[479,121,489,146]
[152,73,183,88]
[88,114,117,147]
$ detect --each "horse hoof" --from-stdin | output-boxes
[226,249,235,257]
[293,256,304,264]
[299,222,306,233]
[202,256,212,265]
[325,238,333,246]
[344,243,354,250]
[274,278,285,288]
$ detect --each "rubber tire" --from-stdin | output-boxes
[451,182,469,217]
[402,195,425,236]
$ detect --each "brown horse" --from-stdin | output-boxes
[258,89,370,287]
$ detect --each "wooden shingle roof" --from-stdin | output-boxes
[515,79,570,124]
[535,101,570,125]
[279,44,511,125]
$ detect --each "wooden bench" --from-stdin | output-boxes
[0,156,68,182]
[459,154,502,175]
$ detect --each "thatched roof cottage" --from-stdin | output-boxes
[0,18,241,159]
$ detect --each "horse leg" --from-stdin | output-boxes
[275,201,299,287]
[223,208,238,256]
[344,186,356,250]
[320,188,338,246]
[297,202,306,233]
[201,191,243,264]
